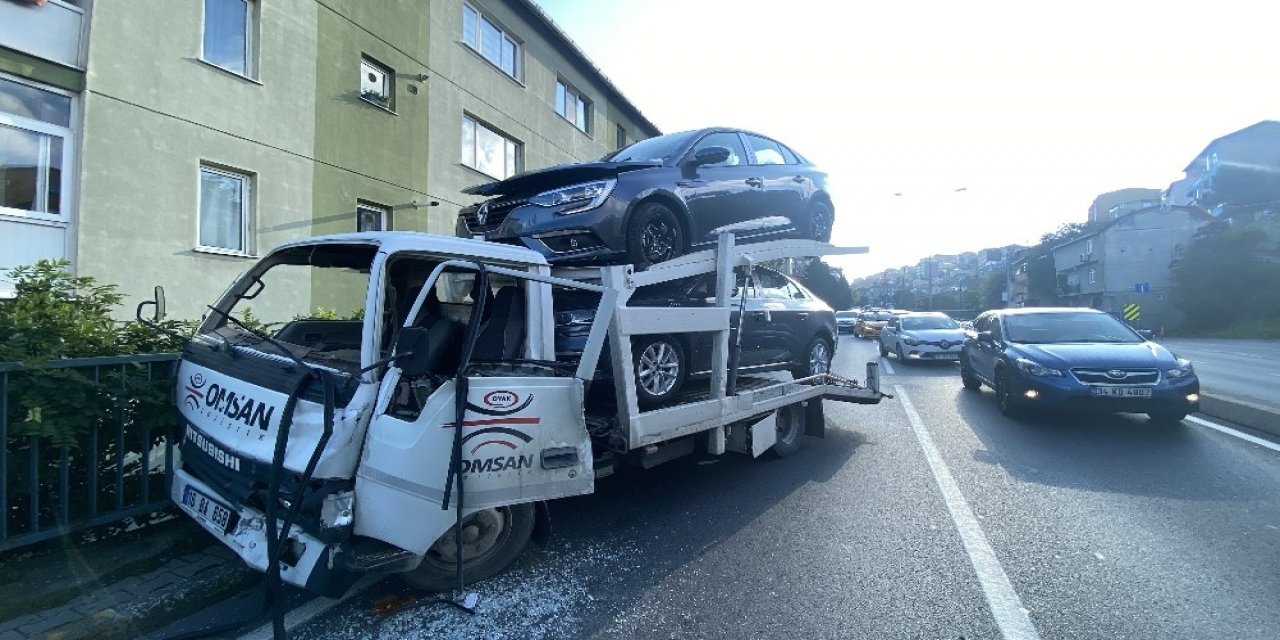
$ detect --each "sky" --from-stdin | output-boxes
[532,0,1279,279]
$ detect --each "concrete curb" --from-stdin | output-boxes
[1197,392,1280,438]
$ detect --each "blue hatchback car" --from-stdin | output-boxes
[960,308,1200,422]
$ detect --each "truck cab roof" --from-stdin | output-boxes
[273,231,550,267]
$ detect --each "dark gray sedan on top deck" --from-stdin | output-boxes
[456,127,835,267]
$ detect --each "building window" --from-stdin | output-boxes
[0,76,73,220]
[1085,238,1094,255]
[461,115,520,180]
[615,123,626,150]
[202,0,255,77]
[1087,268,1096,285]
[198,165,251,254]
[360,57,394,109]
[356,201,390,232]
[462,2,520,80]
[555,80,590,133]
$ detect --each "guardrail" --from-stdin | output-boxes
[0,354,180,552]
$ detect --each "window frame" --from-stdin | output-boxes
[200,0,257,80]
[359,55,396,111]
[196,164,253,257]
[461,114,522,180]
[1088,267,1097,285]
[0,74,76,225]
[555,79,592,134]
[615,123,627,150]
[356,200,391,232]
[461,2,522,81]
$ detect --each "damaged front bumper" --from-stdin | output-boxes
[171,467,360,598]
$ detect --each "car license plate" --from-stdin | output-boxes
[181,485,234,533]
[1091,386,1152,398]
[932,353,959,360]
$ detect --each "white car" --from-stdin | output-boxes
[836,310,859,333]
[879,312,966,362]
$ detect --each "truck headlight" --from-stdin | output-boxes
[1165,357,1194,379]
[530,179,616,215]
[1015,357,1062,377]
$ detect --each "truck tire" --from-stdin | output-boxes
[402,503,535,592]
[769,404,805,458]
[633,335,687,407]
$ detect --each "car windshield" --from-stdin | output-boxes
[901,316,959,330]
[604,130,698,162]
[1003,312,1144,344]
[863,312,893,321]
[837,311,858,318]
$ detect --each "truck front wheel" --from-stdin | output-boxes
[402,503,536,592]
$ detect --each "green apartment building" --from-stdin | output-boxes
[0,0,659,319]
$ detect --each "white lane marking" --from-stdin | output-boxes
[238,574,381,640]
[895,385,1041,640]
[880,357,896,375]
[1187,415,1280,453]
[1269,373,1280,378]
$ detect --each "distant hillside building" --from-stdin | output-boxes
[1052,205,1210,329]
[1164,121,1280,217]
[1088,188,1163,224]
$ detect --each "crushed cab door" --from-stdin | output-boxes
[354,372,593,555]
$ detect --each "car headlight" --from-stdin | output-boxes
[903,335,920,346]
[1015,357,1063,377]
[529,179,616,215]
[555,309,596,327]
[1165,357,1194,379]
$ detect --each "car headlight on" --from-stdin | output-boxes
[1015,357,1063,377]
[530,179,616,215]
[1165,357,1194,379]
[902,335,920,346]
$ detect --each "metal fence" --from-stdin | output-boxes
[0,354,180,552]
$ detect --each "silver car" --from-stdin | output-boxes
[879,312,966,363]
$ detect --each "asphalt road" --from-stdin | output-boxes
[1159,338,1280,409]
[157,336,1280,640]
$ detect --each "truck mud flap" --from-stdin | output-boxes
[804,399,825,438]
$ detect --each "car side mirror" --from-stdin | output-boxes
[690,146,730,166]
[395,327,432,377]
[793,292,805,300]
[976,331,994,344]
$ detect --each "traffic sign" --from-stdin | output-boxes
[1133,282,1150,293]
[1123,303,1140,322]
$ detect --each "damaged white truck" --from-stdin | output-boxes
[141,229,883,604]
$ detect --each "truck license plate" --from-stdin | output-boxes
[1091,386,1152,398]
[182,485,234,532]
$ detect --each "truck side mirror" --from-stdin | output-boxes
[136,285,167,325]
[976,331,994,344]
[395,327,431,377]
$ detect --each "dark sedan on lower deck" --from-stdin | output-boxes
[555,267,837,407]
[960,308,1200,422]
[456,127,834,266]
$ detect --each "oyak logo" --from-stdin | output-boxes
[468,390,533,416]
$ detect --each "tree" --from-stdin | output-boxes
[1170,222,1280,331]
[798,259,854,310]
[975,271,1006,311]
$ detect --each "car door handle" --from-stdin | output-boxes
[750,310,770,321]
[792,176,806,183]
[796,312,809,320]
[745,177,763,187]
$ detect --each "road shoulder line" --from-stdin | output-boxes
[880,357,896,375]
[894,385,1040,640]
[1187,415,1280,453]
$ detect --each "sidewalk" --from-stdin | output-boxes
[0,516,258,640]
